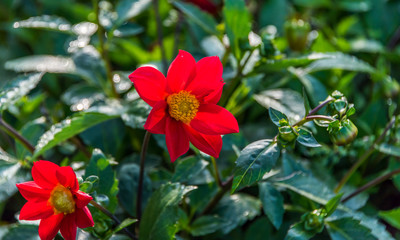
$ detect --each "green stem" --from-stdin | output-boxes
[335,116,397,193]
[307,96,335,116]
[293,115,335,127]
[0,115,35,154]
[211,157,223,188]
[136,131,152,221]
[153,0,168,75]
[90,200,137,240]
[341,168,400,203]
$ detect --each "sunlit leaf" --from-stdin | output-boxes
[5,56,76,73]
[13,15,71,33]
[326,217,377,240]
[296,128,321,148]
[115,0,151,27]
[375,143,400,157]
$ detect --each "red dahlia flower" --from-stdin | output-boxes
[129,50,239,162]
[16,161,94,240]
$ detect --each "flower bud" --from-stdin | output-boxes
[278,125,298,143]
[328,119,358,146]
[327,91,349,118]
[383,77,400,98]
[284,18,311,52]
[302,209,326,232]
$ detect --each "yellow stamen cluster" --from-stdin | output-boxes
[48,185,75,215]
[167,91,200,123]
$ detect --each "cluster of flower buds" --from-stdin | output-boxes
[326,91,358,146]
[278,119,299,147]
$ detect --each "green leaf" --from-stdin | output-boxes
[121,99,152,129]
[15,117,46,159]
[244,217,273,240]
[61,84,105,110]
[375,143,400,157]
[0,73,43,112]
[13,15,72,33]
[108,218,137,237]
[293,0,331,8]
[254,89,305,124]
[379,207,400,230]
[326,217,377,240]
[303,88,311,115]
[232,140,280,193]
[223,0,251,59]
[268,107,289,127]
[85,149,119,211]
[115,0,151,27]
[171,156,209,183]
[325,194,343,217]
[285,222,317,240]
[213,194,261,234]
[189,215,226,236]
[139,183,195,240]
[259,182,284,229]
[5,55,76,73]
[113,23,144,38]
[72,46,107,87]
[1,224,39,240]
[173,1,218,35]
[34,112,117,158]
[118,163,152,216]
[296,128,321,148]
[274,173,335,205]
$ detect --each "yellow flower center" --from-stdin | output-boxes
[167,91,200,123]
[48,185,75,215]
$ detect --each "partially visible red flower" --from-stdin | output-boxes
[187,0,220,14]
[129,50,239,162]
[16,161,94,240]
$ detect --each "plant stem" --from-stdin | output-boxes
[136,131,152,221]
[0,115,35,154]
[153,0,168,75]
[341,168,400,203]
[93,0,119,98]
[335,116,397,193]
[211,157,223,188]
[307,96,335,116]
[90,200,137,240]
[293,115,335,127]
[199,176,233,216]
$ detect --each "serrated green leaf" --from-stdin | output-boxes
[254,89,305,124]
[13,15,71,33]
[326,217,377,240]
[325,194,343,217]
[0,73,43,112]
[259,182,284,229]
[139,183,195,240]
[85,149,119,211]
[171,156,209,183]
[5,55,76,73]
[33,112,117,158]
[375,143,400,157]
[296,128,321,148]
[213,194,261,234]
[232,140,280,193]
[285,222,317,240]
[173,1,218,35]
[189,215,226,236]
[223,0,251,59]
[379,207,400,230]
[118,163,152,217]
[268,107,289,126]
[115,0,151,27]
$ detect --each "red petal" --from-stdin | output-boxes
[166,117,190,162]
[16,181,50,202]
[184,125,222,158]
[39,213,64,240]
[185,56,224,101]
[190,104,239,135]
[143,101,168,134]
[32,161,59,190]
[203,83,224,104]
[56,166,78,192]
[60,214,77,240]
[19,201,54,220]
[74,191,93,209]
[129,66,167,107]
[75,207,94,228]
[167,50,196,93]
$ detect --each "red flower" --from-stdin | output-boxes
[129,50,239,162]
[187,0,220,14]
[16,161,94,240]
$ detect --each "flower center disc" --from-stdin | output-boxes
[49,185,75,215]
[167,91,200,123]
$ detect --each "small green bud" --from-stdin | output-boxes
[279,125,298,143]
[302,209,327,232]
[284,18,311,52]
[328,119,358,146]
[383,77,400,98]
[327,91,349,118]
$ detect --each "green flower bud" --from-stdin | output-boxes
[328,119,358,146]
[279,125,298,143]
[302,209,327,232]
[259,33,280,58]
[383,77,400,98]
[284,18,311,52]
